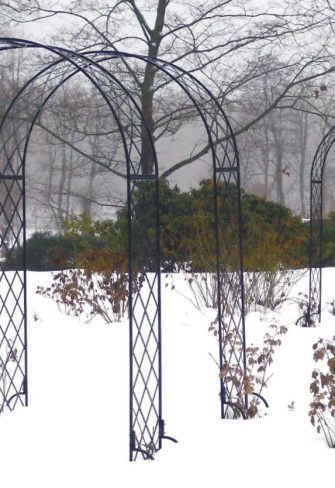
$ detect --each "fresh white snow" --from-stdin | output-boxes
[0,269,334,487]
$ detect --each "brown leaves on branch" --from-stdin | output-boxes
[37,269,142,323]
[309,335,335,448]
[210,318,288,419]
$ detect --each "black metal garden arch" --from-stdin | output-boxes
[303,126,335,326]
[0,38,247,461]
[0,38,167,461]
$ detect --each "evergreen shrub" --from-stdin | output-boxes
[5,232,75,271]
[6,180,313,272]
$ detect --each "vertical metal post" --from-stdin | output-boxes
[127,175,165,461]
[22,158,28,407]
[156,176,163,451]
[307,127,335,326]
[213,167,247,419]
[0,172,27,411]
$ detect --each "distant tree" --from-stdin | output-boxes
[235,54,335,213]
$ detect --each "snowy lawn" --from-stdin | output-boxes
[0,269,334,487]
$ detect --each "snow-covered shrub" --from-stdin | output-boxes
[167,269,218,310]
[181,272,218,309]
[170,267,302,313]
[37,269,141,323]
[295,292,318,326]
[209,318,287,418]
[243,267,303,312]
[309,336,335,447]
[35,214,138,323]
[245,324,288,417]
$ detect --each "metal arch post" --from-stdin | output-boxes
[114,53,248,420]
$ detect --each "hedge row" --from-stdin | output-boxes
[5,180,312,272]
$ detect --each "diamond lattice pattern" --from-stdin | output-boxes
[131,273,160,460]
[0,177,26,413]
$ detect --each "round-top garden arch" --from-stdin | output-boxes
[0,38,247,460]
[303,125,335,327]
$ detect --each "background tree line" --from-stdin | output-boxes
[1,1,335,233]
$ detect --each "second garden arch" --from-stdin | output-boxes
[304,126,335,326]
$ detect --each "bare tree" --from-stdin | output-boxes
[25,77,129,230]
[235,54,335,213]
[3,0,335,181]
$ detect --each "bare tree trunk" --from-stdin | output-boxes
[140,0,167,175]
[299,111,308,216]
[269,111,285,206]
[260,126,271,199]
[64,146,74,218]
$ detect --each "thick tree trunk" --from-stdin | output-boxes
[140,74,156,175]
[139,0,167,175]
[260,126,271,199]
[299,111,308,216]
[269,112,285,206]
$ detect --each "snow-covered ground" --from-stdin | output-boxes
[0,269,334,487]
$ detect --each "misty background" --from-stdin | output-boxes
[1,1,335,234]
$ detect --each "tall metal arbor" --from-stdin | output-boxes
[0,38,247,461]
[304,126,335,326]
[93,50,248,420]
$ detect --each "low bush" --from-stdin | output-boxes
[35,216,135,323]
[243,267,304,312]
[168,267,303,315]
[36,269,140,323]
[5,231,75,271]
[244,324,288,418]
[209,317,288,418]
[309,336,335,447]
[6,215,127,272]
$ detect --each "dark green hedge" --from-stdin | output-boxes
[5,232,75,271]
[4,180,313,272]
